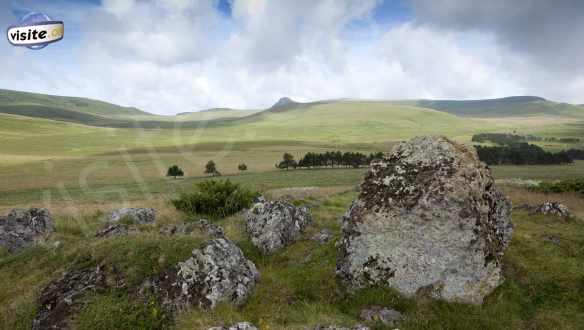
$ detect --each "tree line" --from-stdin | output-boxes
[475,143,573,165]
[472,133,580,145]
[276,151,384,170]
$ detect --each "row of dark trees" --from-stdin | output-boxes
[475,143,573,165]
[276,151,384,170]
[472,133,581,145]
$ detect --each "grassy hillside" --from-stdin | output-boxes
[414,96,584,118]
[0,89,150,118]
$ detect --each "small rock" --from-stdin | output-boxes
[311,229,333,244]
[245,200,312,254]
[543,235,561,246]
[197,219,225,238]
[360,306,405,327]
[109,208,155,224]
[145,238,259,312]
[95,223,136,238]
[159,223,196,236]
[0,208,54,253]
[530,202,571,218]
[208,322,258,330]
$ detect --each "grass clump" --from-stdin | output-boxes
[172,179,259,219]
[73,291,167,330]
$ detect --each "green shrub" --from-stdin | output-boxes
[534,177,584,194]
[172,179,259,218]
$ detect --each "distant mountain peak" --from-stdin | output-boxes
[270,97,298,110]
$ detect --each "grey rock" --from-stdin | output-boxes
[530,202,571,218]
[311,229,333,244]
[159,223,196,236]
[360,306,404,327]
[0,208,54,253]
[197,219,225,238]
[109,208,155,224]
[95,223,137,238]
[245,200,312,254]
[543,235,561,246]
[145,238,259,312]
[33,264,125,330]
[208,322,258,330]
[337,136,513,305]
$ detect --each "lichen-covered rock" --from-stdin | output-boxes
[530,202,571,218]
[109,208,155,224]
[33,264,125,330]
[360,306,404,327]
[208,322,258,330]
[245,200,312,254]
[337,136,513,304]
[145,238,259,312]
[197,219,225,238]
[0,208,54,253]
[159,223,196,236]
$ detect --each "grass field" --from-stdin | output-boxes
[1,90,584,329]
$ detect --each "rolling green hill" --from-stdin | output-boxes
[414,96,584,118]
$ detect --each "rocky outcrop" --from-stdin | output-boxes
[208,322,258,330]
[144,238,259,312]
[159,220,224,238]
[33,264,125,330]
[530,202,571,218]
[337,136,513,304]
[360,306,404,327]
[245,200,312,254]
[0,208,54,253]
[109,208,155,224]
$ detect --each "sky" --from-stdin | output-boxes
[1,0,583,115]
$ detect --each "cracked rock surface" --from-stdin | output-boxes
[0,208,54,253]
[245,200,312,254]
[337,136,513,304]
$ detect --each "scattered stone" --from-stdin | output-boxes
[109,208,155,224]
[208,322,258,330]
[314,325,370,330]
[360,306,405,327]
[32,264,125,330]
[311,229,333,244]
[530,202,571,218]
[197,219,225,238]
[95,223,137,238]
[337,136,513,305]
[245,199,312,254]
[543,235,561,246]
[253,195,267,204]
[144,238,259,312]
[159,223,196,236]
[0,208,54,253]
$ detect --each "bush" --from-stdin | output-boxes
[171,179,259,218]
[534,177,584,194]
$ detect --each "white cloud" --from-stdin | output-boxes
[1,0,584,114]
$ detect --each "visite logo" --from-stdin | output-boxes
[7,12,64,50]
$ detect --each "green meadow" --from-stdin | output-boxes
[1,90,584,329]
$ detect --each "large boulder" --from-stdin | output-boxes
[145,238,259,312]
[245,200,312,254]
[109,208,155,224]
[337,136,513,304]
[0,208,54,253]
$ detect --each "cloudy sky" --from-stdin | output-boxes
[1,0,583,114]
